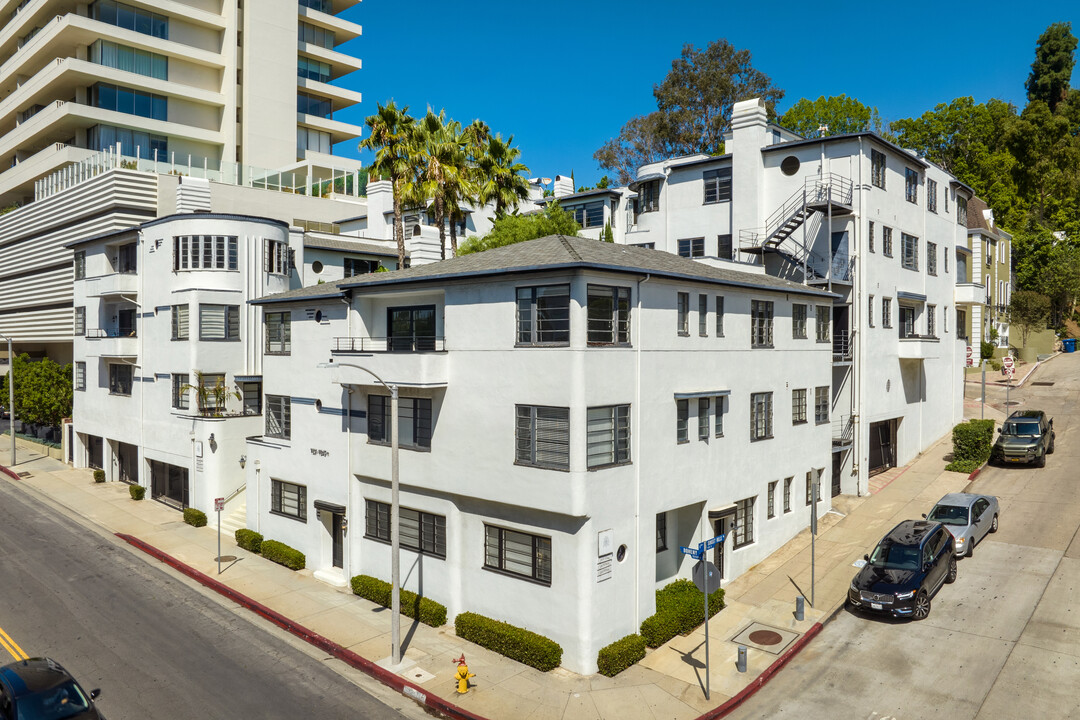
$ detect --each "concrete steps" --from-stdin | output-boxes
[218,498,248,537]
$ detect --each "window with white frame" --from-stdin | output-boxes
[74,251,86,280]
[714,395,725,437]
[676,399,689,443]
[927,179,938,212]
[768,481,777,519]
[265,312,291,354]
[75,362,86,391]
[703,167,733,204]
[638,180,660,213]
[698,294,708,336]
[927,242,937,275]
[901,233,919,271]
[868,221,875,253]
[883,297,892,328]
[271,479,306,521]
[806,471,814,505]
[751,300,774,348]
[783,477,793,512]
[751,392,773,441]
[369,396,432,450]
[171,304,188,340]
[265,239,290,276]
[365,500,446,557]
[734,496,755,547]
[587,285,631,345]
[515,405,569,469]
[815,386,829,424]
[172,373,188,410]
[484,525,552,584]
[928,305,936,337]
[883,226,893,257]
[677,292,690,335]
[715,296,725,336]
[816,305,830,342]
[792,304,807,339]
[792,388,807,424]
[517,285,570,345]
[871,149,886,189]
[199,304,239,341]
[265,395,291,439]
[698,397,710,440]
[586,405,630,469]
[74,307,85,336]
[173,235,238,271]
[905,168,918,204]
[678,238,705,258]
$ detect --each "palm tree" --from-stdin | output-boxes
[475,134,531,217]
[361,101,416,268]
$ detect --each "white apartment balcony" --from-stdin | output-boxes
[297,42,362,77]
[955,282,985,306]
[296,77,362,113]
[328,339,448,389]
[0,141,96,204]
[297,4,362,44]
[84,272,138,298]
[897,335,941,360]
[86,328,138,358]
[296,112,361,145]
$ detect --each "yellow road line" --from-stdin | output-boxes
[0,626,28,661]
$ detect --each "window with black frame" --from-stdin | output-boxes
[266,395,291,438]
[484,525,552,584]
[271,479,306,521]
[587,285,630,345]
[368,396,432,450]
[388,305,436,351]
[516,285,570,345]
[109,363,133,396]
[365,500,446,557]
[703,167,732,204]
[734,497,755,547]
[265,312,291,354]
[586,405,630,468]
[751,300,774,348]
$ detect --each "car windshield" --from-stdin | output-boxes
[1003,420,1041,436]
[15,681,91,720]
[928,505,969,526]
[868,541,921,570]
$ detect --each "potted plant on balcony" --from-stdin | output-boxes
[181,371,242,418]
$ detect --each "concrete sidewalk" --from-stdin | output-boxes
[1,399,1008,720]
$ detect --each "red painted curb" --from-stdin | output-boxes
[0,464,21,481]
[115,533,488,720]
[695,622,824,720]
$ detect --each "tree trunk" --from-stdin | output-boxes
[436,196,446,261]
[449,213,458,257]
[392,177,406,268]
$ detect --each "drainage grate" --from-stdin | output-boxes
[16,472,31,478]
[1032,381,1055,386]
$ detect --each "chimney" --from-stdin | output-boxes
[366,180,393,239]
[730,98,768,242]
[553,175,574,197]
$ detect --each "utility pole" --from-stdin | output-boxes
[0,332,14,467]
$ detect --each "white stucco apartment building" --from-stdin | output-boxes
[244,235,834,673]
[585,99,968,495]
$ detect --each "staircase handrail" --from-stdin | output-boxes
[222,483,246,505]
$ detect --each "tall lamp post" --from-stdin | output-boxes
[0,331,14,467]
[318,360,401,664]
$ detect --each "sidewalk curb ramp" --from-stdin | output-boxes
[114,533,489,720]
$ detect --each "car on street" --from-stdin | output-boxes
[0,657,105,719]
[925,493,999,558]
[848,519,956,620]
[991,410,1055,467]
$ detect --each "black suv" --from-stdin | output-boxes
[991,410,1055,467]
[0,657,105,719]
[848,520,956,620]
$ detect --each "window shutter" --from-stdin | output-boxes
[534,407,570,467]
[227,306,239,340]
[200,305,225,339]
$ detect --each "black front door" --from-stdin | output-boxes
[87,435,103,469]
[712,518,727,579]
[117,442,138,484]
[868,420,896,476]
[832,452,843,496]
[332,513,344,568]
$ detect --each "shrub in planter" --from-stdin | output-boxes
[183,508,208,527]
[454,611,562,671]
[597,634,647,677]
[93,469,106,483]
[235,528,263,554]
[350,575,447,627]
[640,579,725,648]
[128,485,145,500]
[261,539,305,570]
[946,419,995,472]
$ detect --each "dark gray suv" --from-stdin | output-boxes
[991,410,1055,467]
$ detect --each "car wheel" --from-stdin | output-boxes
[912,590,931,620]
[1049,435,1055,454]
[946,557,957,583]
[966,539,974,558]
[990,514,999,533]
[1037,452,1046,468]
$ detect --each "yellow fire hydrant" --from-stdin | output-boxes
[452,655,475,694]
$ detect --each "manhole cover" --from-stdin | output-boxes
[1002,401,1020,406]
[748,630,783,646]
[1032,382,1055,386]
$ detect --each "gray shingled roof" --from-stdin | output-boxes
[252,235,835,305]
[303,234,401,257]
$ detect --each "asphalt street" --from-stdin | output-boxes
[729,354,1080,720]
[0,478,417,720]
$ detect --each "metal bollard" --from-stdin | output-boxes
[737,645,747,673]
[795,595,805,621]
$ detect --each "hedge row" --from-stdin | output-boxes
[946,419,995,472]
[350,575,447,627]
[596,634,647,677]
[455,612,562,671]
[260,540,305,570]
[640,579,725,648]
[183,508,207,527]
[235,529,263,554]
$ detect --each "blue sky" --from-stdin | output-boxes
[334,1,1079,187]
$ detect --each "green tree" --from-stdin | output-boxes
[1009,290,1051,348]
[595,39,784,183]
[1012,222,1080,325]
[457,201,581,255]
[1026,22,1078,112]
[1,354,73,427]
[404,110,473,260]
[1006,100,1080,229]
[779,94,883,138]
[474,134,532,217]
[361,101,416,268]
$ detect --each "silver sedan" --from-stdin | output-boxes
[925,492,1000,558]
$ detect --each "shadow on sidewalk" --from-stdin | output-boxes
[676,641,708,697]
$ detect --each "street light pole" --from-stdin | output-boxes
[318,360,401,665]
[0,332,14,467]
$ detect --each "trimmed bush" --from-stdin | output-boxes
[980,341,996,361]
[946,419,994,472]
[261,539,305,570]
[183,508,208,527]
[597,634,647,677]
[235,529,263,554]
[93,469,105,483]
[128,485,145,500]
[455,611,562,671]
[640,579,725,648]
[350,575,447,627]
